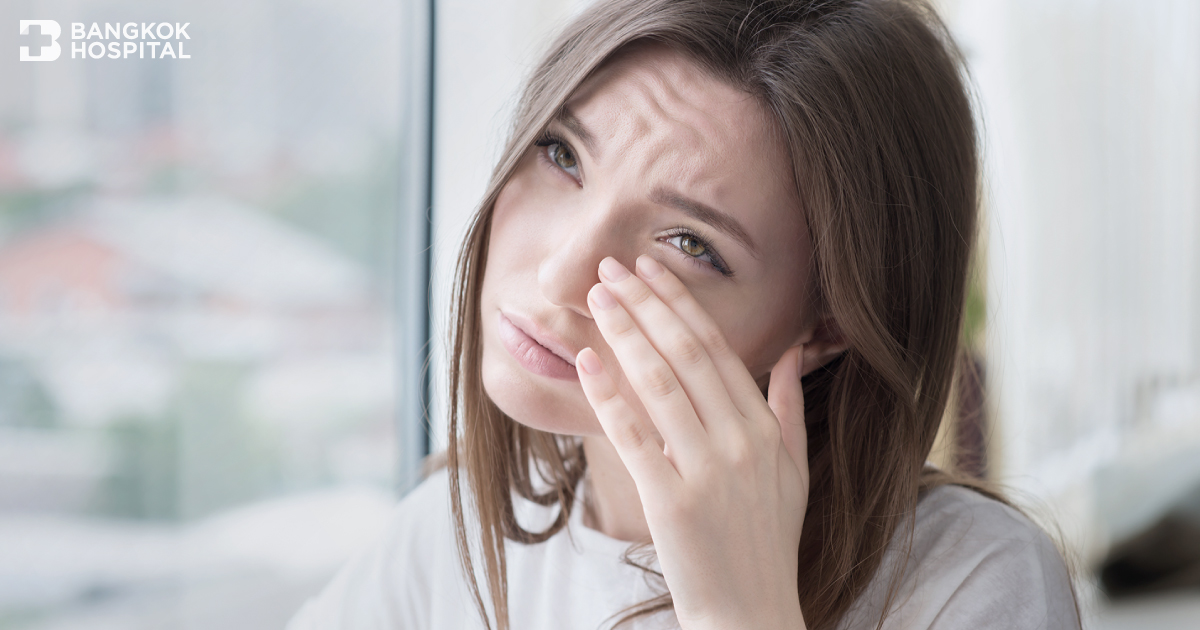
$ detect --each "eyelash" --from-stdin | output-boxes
[532,132,734,278]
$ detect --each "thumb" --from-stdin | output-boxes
[767,345,808,471]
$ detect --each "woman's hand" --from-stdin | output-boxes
[574,255,810,630]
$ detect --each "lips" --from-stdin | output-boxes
[497,311,579,381]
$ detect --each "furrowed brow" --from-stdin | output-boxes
[650,188,760,258]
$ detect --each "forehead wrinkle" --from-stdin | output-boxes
[571,44,768,162]
[631,63,717,151]
[606,68,723,192]
[641,78,753,191]
[635,57,760,149]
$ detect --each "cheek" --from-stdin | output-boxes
[486,170,559,272]
[490,152,555,231]
[481,180,542,304]
[491,174,524,231]
[488,183,526,264]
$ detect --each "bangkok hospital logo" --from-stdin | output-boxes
[19,20,191,61]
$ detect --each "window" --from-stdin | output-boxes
[0,0,431,625]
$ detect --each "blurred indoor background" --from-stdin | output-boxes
[0,0,1197,628]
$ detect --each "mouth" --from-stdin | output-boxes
[497,311,579,381]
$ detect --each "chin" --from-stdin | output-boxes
[480,343,603,437]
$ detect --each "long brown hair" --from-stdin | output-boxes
[445,1,992,628]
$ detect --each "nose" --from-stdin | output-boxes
[537,211,632,320]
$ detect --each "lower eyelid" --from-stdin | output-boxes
[536,146,580,184]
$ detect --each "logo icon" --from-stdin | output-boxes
[19,20,61,61]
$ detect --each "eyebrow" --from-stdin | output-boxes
[552,107,598,158]
[551,107,759,259]
[650,188,760,259]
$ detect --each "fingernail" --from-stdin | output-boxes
[590,284,618,310]
[599,257,630,282]
[578,349,603,375]
[636,255,663,279]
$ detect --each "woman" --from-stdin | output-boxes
[290,0,1080,628]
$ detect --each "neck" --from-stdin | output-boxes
[581,435,651,542]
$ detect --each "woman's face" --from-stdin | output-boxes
[480,44,817,437]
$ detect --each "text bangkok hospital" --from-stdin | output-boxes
[21,21,192,60]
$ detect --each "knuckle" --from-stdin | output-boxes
[726,436,756,470]
[610,315,639,340]
[626,282,655,307]
[667,332,706,367]
[642,365,679,398]
[613,419,653,451]
[594,386,624,410]
[696,322,732,356]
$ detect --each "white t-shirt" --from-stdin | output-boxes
[287,468,1079,629]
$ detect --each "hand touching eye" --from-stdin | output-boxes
[575,255,809,630]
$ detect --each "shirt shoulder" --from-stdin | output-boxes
[841,484,1081,630]
[286,468,474,630]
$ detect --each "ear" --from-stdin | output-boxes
[755,316,849,394]
[796,315,848,377]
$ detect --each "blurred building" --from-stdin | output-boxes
[0,0,410,626]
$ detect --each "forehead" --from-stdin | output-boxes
[567,44,776,156]
[561,44,800,255]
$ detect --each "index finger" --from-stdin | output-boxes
[633,255,763,413]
